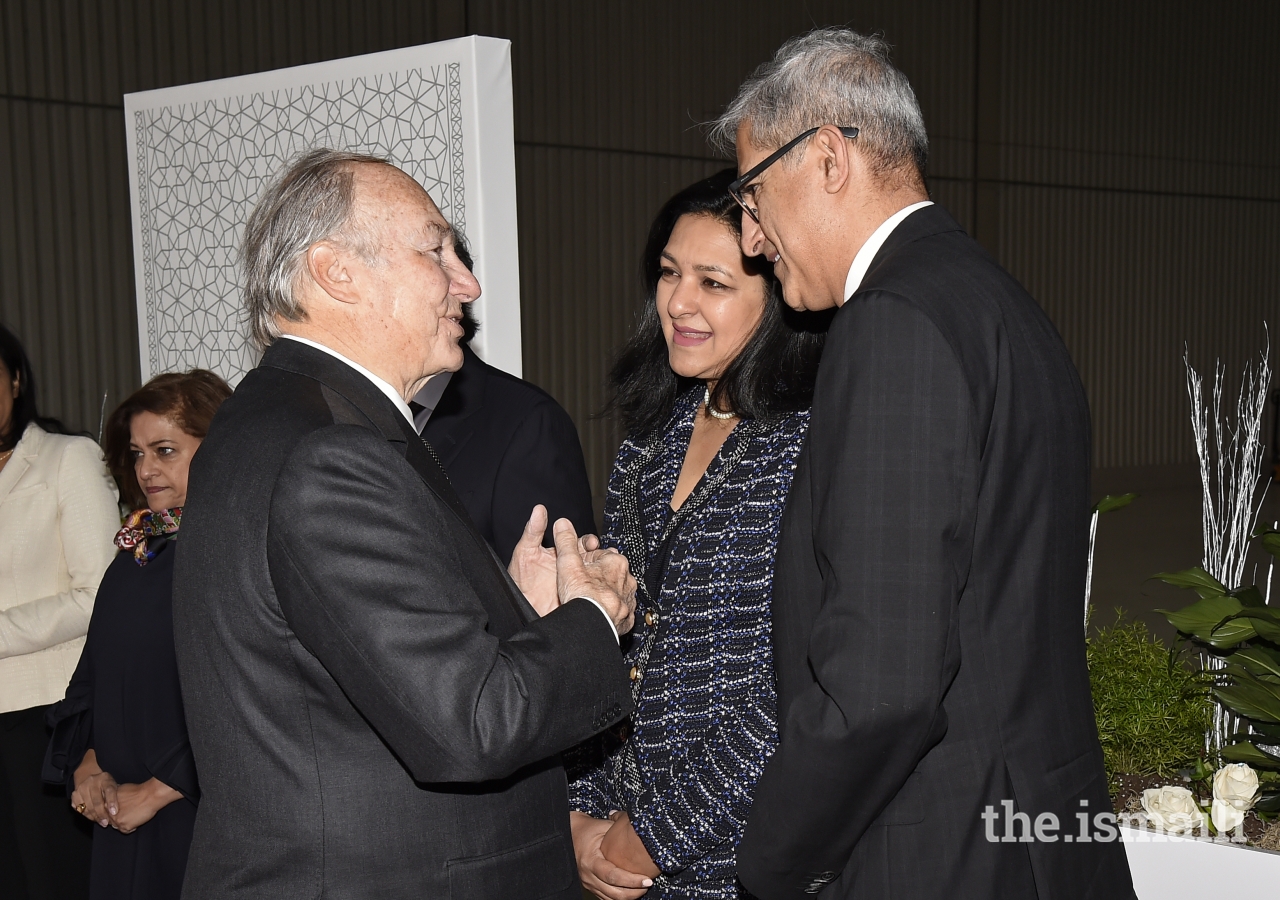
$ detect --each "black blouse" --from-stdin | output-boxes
[45,537,198,900]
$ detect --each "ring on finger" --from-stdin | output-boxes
[76,802,86,814]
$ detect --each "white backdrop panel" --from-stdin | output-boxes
[124,36,521,385]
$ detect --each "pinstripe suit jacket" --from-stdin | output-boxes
[738,205,1135,900]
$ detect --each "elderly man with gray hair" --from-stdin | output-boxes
[714,30,1135,900]
[172,149,636,899]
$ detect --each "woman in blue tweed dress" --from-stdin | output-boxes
[569,170,828,899]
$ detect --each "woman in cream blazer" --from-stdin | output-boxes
[1,421,121,708]
[0,324,118,899]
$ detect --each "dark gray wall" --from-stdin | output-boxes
[3,1,1277,514]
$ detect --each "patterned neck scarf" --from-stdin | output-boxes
[114,508,182,566]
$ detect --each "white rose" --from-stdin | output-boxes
[1212,763,1259,811]
[1211,798,1246,833]
[1141,785,1207,834]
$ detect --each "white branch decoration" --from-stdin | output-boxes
[1085,509,1099,635]
[1184,331,1272,756]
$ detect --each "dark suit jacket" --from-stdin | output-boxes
[737,206,1134,900]
[423,345,596,562]
[172,340,630,900]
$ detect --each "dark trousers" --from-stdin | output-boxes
[0,704,91,899]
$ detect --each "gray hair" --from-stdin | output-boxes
[240,148,392,348]
[710,28,928,181]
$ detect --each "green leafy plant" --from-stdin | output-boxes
[1087,612,1213,787]
[1155,527,1280,811]
[1095,493,1140,514]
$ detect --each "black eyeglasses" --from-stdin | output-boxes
[728,125,859,223]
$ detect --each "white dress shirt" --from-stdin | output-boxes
[277,335,619,641]
[842,200,934,304]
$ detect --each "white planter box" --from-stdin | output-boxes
[1122,825,1280,897]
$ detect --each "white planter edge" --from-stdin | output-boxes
[1121,824,1280,898]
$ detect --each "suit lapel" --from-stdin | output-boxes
[262,340,477,520]
[397,408,537,630]
[393,414,480,526]
[261,340,536,631]
[427,421,472,470]
[0,423,39,503]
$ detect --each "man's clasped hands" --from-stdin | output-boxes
[507,506,659,899]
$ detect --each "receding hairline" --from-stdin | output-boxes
[341,159,423,210]
[331,161,455,254]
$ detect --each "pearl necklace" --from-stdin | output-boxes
[703,386,734,420]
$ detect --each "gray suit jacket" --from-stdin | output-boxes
[173,340,630,899]
[738,206,1134,900]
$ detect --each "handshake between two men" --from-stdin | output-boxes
[506,503,637,635]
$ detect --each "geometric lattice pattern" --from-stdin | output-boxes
[134,64,464,384]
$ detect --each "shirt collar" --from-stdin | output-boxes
[410,371,454,433]
[841,200,934,304]
[278,335,416,428]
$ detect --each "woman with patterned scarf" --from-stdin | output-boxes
[568,170,830,899]
[44,369,230,900]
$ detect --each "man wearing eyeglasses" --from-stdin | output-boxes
[713,29,1135,900]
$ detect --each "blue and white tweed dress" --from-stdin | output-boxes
[569,387,809,899]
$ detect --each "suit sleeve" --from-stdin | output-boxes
[43,637,94,791]
[0,438,118,659]
[266,425,630,784]
[737,294,973,898]
[489,399,597,562]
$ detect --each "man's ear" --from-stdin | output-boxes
[306,241,360,305]
[813,124,854,195]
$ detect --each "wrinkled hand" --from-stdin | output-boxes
[571,811,652,900]
[109,779,182,834]
[600,811,660,880]
[509,505,559,616]
[509,507,605,617]
[553,520,636,634]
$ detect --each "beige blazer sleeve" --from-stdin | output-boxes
[0,429,119,682]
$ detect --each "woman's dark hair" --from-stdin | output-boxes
[609,168,830,437]
[102,370,233,509]
[0,323,72,451]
